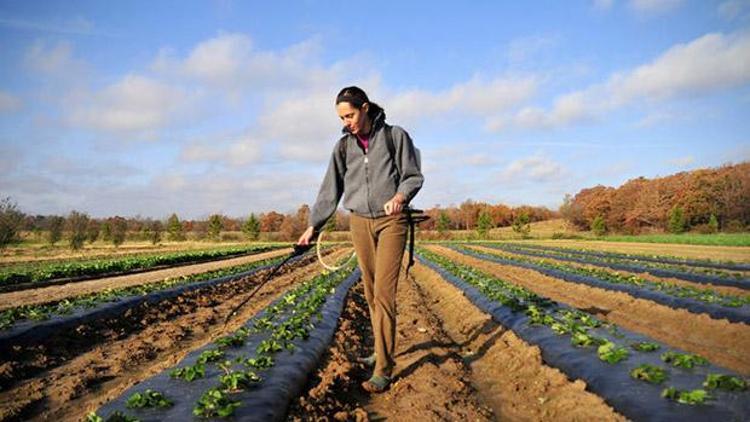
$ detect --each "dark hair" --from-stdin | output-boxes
[335,86,386,121]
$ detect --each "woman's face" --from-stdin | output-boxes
[336,101,369,135]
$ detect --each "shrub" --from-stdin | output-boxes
[0,197,24,248]
[242,213,261,241]
[67,211,90,250]
[48,216,65,246]
[667,206,687,234]
[512,213,531,237]
[591,215,606,237]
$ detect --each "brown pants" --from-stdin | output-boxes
[349,213,408,377]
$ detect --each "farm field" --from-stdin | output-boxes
[0,239,748,421]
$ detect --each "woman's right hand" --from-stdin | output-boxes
[297,226,315,246]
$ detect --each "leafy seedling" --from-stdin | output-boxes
[661,352,708,369]
[703,374,748,391]
[631,342,660,352]
[630,364,668,384]
[193,388,241,418]
[170,363,206,382]
[661,387,710,405]
[597,341,629,364]
[126,389,173,409]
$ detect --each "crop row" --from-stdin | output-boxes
[0,244,280,288]
[417,248,749,420]
[93,259,358,421]
[450,245,750,325]
[511,243,750,272]
[0,254,289,332]
[465,245,750,308]
[478,242,749,289]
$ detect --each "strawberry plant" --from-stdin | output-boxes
[703,374,748,391]
[193,388,241,418]
[661,352,708,369]
[631,342,660,352]
[196,349,225,364]
[661,387,710,405]
[170,363,206,382]
[86,411,140,422]
[630,364,668,384]
[126,389,173,409]
[597,341,629,364]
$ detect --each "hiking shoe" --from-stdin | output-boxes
[357,353,377,368]
[361,375,391,393]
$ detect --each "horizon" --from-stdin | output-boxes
[1,1,749,219]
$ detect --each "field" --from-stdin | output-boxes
[0,238,748,421]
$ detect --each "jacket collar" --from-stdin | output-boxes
[341,110,385,137]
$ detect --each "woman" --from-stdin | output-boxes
[297,86,424,393]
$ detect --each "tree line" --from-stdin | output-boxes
[0,197,560,249]
[561,162,750,235]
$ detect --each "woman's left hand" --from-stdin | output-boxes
[384,192,406,216]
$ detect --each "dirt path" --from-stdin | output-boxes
[0,248,349,422]
[0,248,291,311]
[521,240,750,263]
[289,259,624,421]
[428,245,750,375]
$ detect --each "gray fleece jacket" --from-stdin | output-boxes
[308,113,424,231]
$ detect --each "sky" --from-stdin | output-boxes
[0,0,749,220]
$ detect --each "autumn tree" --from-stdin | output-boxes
[67,211,90,250]
[110,216,128,247]
[0,197,24,248]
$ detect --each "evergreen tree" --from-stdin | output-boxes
[708,214,719,234]
[242,213,261,241]
[476,210,493,239]
[436,211,451,234]
[208,214,223,241]
[512,213,531,237]
[0,197,24,248]
[167,213,185,241]
[668,206,687,234]
[591,215,607,237]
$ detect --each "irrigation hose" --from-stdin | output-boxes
[316,230,356,271]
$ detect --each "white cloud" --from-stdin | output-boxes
[181,135,264,166]
[718,0,750,20]
[509,31,750,130]
[0,91,22,112]
[67,74,197,135]
[24,40,83,75]
[629,0,684,15]
[593,0,615,11]
[151,32,333,100]
[507,35,560,64]
[667,156,695,167]
[497,155,567,183]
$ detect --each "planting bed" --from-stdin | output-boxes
[0,238,747,421]
[0,247,348,421]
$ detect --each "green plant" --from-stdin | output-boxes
[667,206,687,234]
[661,387,710,405]
[126,389,173,408]
[193,388,241,418]
[170,363,206,382]
[660,351,708,369]
[597,341,629,364]
[631,342,660,352]
[703,374,747,391]
[86,411,141,422]
[512,213,531,237]
[244,355,274,370]
[591,215,606,237]
[219,370,261,392]
[197,349,225,364]
[630,364,668,384]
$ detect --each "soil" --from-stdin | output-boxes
[522,240,750,263]
[0,248,291,311]
[0,248,349,422]
[429,245,750,376]
[288,259,625,421]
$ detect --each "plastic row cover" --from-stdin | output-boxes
[453,246,750,325]
[508,243,750,272]
[418,254,749,422]
[0,257,294,347]
[480,243,749,290]
[97,268,360,422]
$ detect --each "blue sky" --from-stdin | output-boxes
[1,0,749,219]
